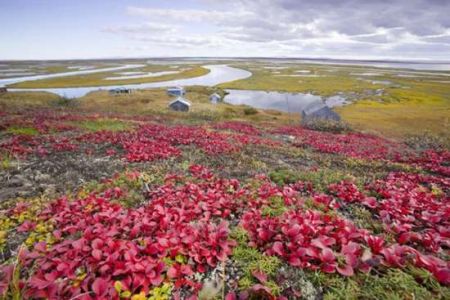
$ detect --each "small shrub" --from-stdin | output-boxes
[302,119,351,133]
[54,96,72,107]
[140,98,151,104]
[269,169,298,185]
[243,106,258,115]
[223,107,238,118]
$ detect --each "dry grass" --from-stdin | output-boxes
[0,92,60,111]
[336,99,450,142]
[77,87,296,124]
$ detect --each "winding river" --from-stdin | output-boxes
[4,65,252,98]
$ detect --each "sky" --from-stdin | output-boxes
[1,0,450,61]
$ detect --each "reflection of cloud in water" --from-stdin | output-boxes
[224,89,346,114]
[350,72,384,76]
[104,71,179,80]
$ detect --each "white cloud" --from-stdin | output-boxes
[103,0,450,59]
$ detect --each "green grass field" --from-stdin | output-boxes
[219,62,450,140]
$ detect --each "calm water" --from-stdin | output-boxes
[224,89,347,113]
[261,59,450,71]
[0,64,145,87]
[8,65,252,98]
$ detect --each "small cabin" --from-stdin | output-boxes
[209,93,221,104]
[0,87,7,94]
[301,102,340,123]
[169,97,191,112]
[109,88,132,95]
[167,86,185,97]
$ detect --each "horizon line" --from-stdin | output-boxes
[1,56,450,64]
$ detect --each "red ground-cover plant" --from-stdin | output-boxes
[1,160,449,298]
[274,126,450,176]
[241,208,378,276]
[366,172,450,254]
[273,126,407,160]
[404,149,450,177]
[77,123,242,160]
[241,207,450,284]
[328,180,378,209]
[10,189,236,299]
[1,166,251,298]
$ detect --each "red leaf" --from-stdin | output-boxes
[92,277,108,296]
[180,265,193,276]
[92,249,102,261]
[272,242,284,256]
[29,276,52,289]
[336,264,354,276]
[167,266,178,279]
[225,292,237,300]
[320,248,336,263]
[434,268,450,285]
[252,270,268,283]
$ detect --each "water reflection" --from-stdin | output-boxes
[224,89,347,113]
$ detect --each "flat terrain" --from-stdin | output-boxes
[0,86,449,299]
[219,62,450,140]
[8,65,210,88]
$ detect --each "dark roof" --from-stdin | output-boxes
[169,97,191,107]
[302,102,340,121]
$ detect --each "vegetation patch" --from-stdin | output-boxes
[5,126,39,136]
[75,119,131,132]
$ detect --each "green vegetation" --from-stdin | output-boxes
[220,64,380,96]
[336,98,450,142]
[243,106,258,115]
[218,62,450,140]
[306,268,449,300]
[75,119,131,132]
[231,227,282,295]
[0,92,61,111]
[269,168,356,191]
[6,126,39,136]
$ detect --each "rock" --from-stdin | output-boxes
[34,171,51,182]
[8,176,24,187]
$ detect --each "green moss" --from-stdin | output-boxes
[306,268,443,300]
[6,126,39,136]
[261,196,288,217]
[76,119,130,132]
[269,169,298,185]
[270,168,357,191]
[230,227,250,245]
[232,240,282,294]
[349,206,385,235]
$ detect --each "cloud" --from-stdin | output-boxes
[103,22,177,34]
[126,6,253,23]
[104,0,450,59]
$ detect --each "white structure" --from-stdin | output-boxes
[209,93,221,104]
[167,86,185,97]
[109,87,132,95]
[169,97,191,112]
